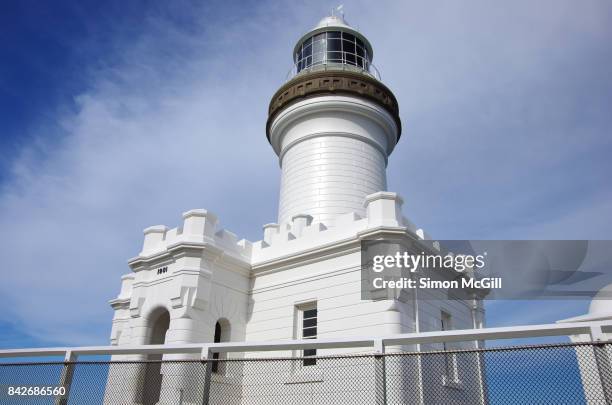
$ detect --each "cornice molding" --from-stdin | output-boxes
[252,225,413,275]
[127,241,251,277]
[109,297,130,310]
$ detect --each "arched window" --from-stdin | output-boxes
[212,322,221,373]
[142,308,170,405]
[212,319,230,374]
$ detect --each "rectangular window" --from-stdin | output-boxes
[441,311,451,334]
[441,310,459,383]
[297,303,317,366]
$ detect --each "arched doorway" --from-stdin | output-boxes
[212,319,230,374]
[142,308,170,405]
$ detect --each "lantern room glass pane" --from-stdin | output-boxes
[342,32,355,42]
[356,44,366,68]
[327,38,341,63]
[327,38,341,52]
[295,31,371,74]
[345,52,356,65]
[303,43,312,58]
[312,34,326,65]
[328,52,342,63]
[342,39,355,54]
[356,44,365,57]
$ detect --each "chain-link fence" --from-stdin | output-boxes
[0,342,610,404]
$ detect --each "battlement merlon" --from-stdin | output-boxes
[130,209,252,266]
[127,191,433,269]
[251,191,435,264]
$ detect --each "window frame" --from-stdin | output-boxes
[441,310,461,386]
[295,302,318,367]
[295,31,371,73]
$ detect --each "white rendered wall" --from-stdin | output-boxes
[106,194,486,404]
[269,95,399,226]
[559,288,612,405]
[278,135,387,226]
[104,210,251,405]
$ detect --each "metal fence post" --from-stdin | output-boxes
[593,344,612,404]
[374,339,387,405]
[201,346,213,405]
[54,351,76,405]
[591,326,612,404]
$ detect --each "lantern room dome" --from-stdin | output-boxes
[315,15,351,29]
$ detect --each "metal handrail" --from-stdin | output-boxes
[1,320,610,360]
[285,51,381,82]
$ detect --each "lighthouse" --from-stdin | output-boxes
[104,13,486,405]
[267,14,401,226]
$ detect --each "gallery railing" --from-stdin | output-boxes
[285,51,382,82]
[0,320,611,404]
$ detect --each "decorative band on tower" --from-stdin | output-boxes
[266,70,402,142]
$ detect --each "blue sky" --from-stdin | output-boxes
[0,0,611,348]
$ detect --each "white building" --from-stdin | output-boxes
[105,14,486,405]
[558,283,612,405]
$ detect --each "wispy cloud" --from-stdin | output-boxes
[0,0,610,346]
[0,0,294,345]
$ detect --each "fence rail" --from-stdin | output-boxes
[0,321,611,404]
[1,320,610,360]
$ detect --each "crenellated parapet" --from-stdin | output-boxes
[251,191,433,266]
[109,191,433,337]
[130,191,432,271]
[138,209,252,261]
[110,209,254,336]
[113,191,433,284]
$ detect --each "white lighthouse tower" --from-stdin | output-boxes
[105,13,486,405]
[269,14,401,226]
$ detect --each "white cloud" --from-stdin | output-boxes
[0,1,291,345]
[0,0,610,345]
